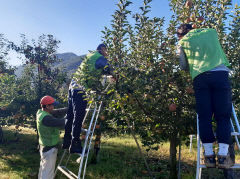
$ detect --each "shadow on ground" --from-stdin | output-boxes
[1,127,240,179]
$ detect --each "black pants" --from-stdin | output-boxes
[193,71,232,144]
[64,89,88,142]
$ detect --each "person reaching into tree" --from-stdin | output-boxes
[37,95,67,179]
[62,43,115,154]
[176,24,233,168]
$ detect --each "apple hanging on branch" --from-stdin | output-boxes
[100,115,105,121]
[185,0,193,8]
[192,24,197,29]
[169,104,177,112]
[197,16,204,23]
[186,87,194,94]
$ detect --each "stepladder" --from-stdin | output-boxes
[196,104,240,179]
[54,76,112,179]
[54,100,103,179]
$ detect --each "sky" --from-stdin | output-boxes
[0,0,238,66]
[0,0,172,66]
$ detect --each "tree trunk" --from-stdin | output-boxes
[169,134,178,179]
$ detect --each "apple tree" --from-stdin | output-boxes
[3,35,69,140]
[98,0,240,178]
[100,0,196,178]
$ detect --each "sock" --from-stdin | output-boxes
[218,143,229,156]
[203,143,214,156]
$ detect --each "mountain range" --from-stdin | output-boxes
[15,52,85,77]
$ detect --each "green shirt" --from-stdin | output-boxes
[179,28,230,79]
[36,109,60,147]
[74,51,104,90]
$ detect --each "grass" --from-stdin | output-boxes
[0,126,39,179]
[0,126,240,179]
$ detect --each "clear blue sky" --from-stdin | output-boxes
[0,0,238,66]
[0,0,172,66]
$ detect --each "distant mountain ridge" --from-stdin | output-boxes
[15,52,85,77]
[55,52,86,75]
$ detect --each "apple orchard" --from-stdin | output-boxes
[0,0,240,178]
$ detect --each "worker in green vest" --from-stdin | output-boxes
[62,44,114,154]
[177,24,233,168]
[37,95,67,179]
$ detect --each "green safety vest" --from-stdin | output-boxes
[36,109,60,147]
[179,28,230,79]
[76,51,103,89]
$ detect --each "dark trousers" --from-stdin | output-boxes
[64,89,88,142]
[193,71,232,144]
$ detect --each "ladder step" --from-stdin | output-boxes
[200,164,240,169]
[57,166,78,179]
[231,132,240,136]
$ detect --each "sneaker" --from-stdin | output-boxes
[217,153,234,169]
[76,150,89,163]
[204,153,216,168]
[69,140,82,154]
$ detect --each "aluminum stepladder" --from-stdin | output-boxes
[196,104,240,179]
[55,76,111,179]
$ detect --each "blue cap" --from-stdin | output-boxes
[97,43,106,51]
[53,101,60,106]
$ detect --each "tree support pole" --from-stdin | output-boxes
[126,118,155,178]
[178,137,181,179]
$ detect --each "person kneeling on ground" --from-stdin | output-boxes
[176,24,233,169]
[37,95,67,179]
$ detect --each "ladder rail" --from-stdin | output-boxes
[196,104,240,179]
[82,103,93,125]
[196,114,201,179]
[57,166,78,179]
[230,118,240,149]
[83,101,103,179]
[54,102,102,179]
[77,103,98,178]
[55,78,112,179]
[54,149,67,177]
[232,104,240,133]
[231,104,240,149]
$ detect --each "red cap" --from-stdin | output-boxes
[40,96,58,105]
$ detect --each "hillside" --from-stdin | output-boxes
[15,52,85,77]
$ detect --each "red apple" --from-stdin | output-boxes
[100,115,105,121]
[192,24,197,29]
[169,104,177,112]
[197,16,204,23]
[186,17,191,23]
[186,87,194,94]
[185,0,193,8]
[95,125,100,129]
